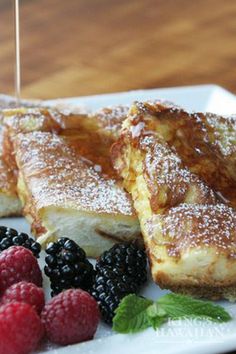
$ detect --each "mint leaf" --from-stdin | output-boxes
[148,315,168,330]
[157,293,231,323]
[112,293,231,335]
[146,303,168,329]
[146,302,167,318]
[112,294,153,333]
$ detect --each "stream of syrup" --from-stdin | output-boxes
[14,0,21,104]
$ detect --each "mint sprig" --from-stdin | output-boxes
[112,294,153,333]
[112,293,232,334]
[157,293,231,323]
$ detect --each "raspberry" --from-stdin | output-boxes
[0,302,44,354]
[1,281,45,314]
[0,246,42,292]
[41,289,100,345]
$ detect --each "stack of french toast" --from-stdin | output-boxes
[0,95,235,301]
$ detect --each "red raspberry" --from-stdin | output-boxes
[0,246,42,292]
[0,302,44,354]
[1,281,45,314]
[41,289,100,345]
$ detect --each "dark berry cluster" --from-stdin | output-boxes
[0,226,41,258]
[91,242,147,324]
[44,237,147,324]
[44,238,94,296]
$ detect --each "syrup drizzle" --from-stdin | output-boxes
[14,0,21,104]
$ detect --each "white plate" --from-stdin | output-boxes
[2,84,236,354]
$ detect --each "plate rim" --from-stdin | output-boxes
[2,84,236,354]
[44,84,231,103]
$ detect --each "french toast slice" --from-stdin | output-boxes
[0,126,21,216]
[3,105,129,176]
[125,101,236,207]
[112,101,236,300]
[0,95,40,216]
[4,107,140,257]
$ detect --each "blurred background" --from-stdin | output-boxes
[0,0,236,99]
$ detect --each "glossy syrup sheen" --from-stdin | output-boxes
[112,101,236,264]
[128,101,236,209]
[3,108,120,180]
[62,127,117,180]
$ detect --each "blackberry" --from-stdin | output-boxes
[0,226,41,258]
[44,237,94,297]
[91,242,147,324]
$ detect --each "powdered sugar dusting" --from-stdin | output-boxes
[0,127,17,192]
[140,134,216,207]
[118,101,236,260]
[0,98,40,195]
[143,135,195,186]
[3,108,56,135]
[205,113,236,156]
[94,105,129,136]
[14,132,134,215]
[134,100,182,115]
[123,100,235,210]
[161,203,236,257]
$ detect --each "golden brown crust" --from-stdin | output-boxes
[156,280,236,301]
[0,96,41,216]
[0,98,40,204]
[112,100,236,300]
[3,107,138,240]
[3,107,126,180]
[14,131,136,216]
[93,105,129,137]
[146,204,236,258]
[16,169,46,235]
[0,127,18,196]
[2,108,87,175]
[129,101,236,208]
